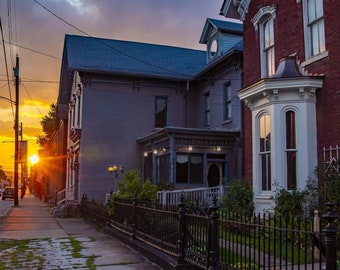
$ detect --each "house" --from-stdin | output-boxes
[220,0,339,212]
[34,121,67,202]
[55,18,244,202]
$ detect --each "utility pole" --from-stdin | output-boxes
[14,55,19,206]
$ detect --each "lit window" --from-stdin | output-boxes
[263,17,275,77]
[223,82,232,121]
[285,111,297,190]
[303,0,326,59]
[251,6,276,78]
[259,114,271,190]
[155,96,167,128]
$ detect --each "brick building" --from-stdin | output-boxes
[220,0,340,212]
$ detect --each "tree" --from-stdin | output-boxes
[37,103,58,147]
[0,168,7,181]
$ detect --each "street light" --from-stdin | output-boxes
[107,164,124,192]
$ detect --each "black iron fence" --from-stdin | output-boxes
[80,195,339,270]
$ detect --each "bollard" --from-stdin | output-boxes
[208,196,219,270]
[322,202,338,270]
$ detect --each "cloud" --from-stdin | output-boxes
[0,0,224,171]
[65,0,99,16]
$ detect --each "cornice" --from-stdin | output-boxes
[238,76,323,101]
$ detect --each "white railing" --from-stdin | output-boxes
[322,145,340,175]
[157,185,227,206]
[56,184,75,206]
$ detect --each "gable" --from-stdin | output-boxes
[199,18,243,44]
[220,0,251,21]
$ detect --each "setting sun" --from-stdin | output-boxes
[29,154,39,165]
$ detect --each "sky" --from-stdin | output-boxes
[0,0,225,173]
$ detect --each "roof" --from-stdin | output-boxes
[63,35,207,80]
[58,28,243,111]
[199,18,243,44]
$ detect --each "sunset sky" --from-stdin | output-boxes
[0,0,224,173]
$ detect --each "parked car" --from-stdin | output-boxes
[2,187,15,200]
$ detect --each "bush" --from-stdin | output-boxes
[273,188,306,218]
[221,179,254,216]
[106,170,159,214]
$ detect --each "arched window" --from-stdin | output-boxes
[285,110,297,189]
[259,114,271,190]
[252,5,276,78]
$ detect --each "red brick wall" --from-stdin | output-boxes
[240,0,340,181]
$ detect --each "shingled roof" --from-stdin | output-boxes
[63,35,207,80]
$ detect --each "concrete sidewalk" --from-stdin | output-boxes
[0,194,162,269]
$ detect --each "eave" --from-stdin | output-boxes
[238,76,324,101]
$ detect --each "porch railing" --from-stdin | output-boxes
[157,185,226,206]
[56,184,75,206]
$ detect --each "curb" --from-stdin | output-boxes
[103,226,183,270]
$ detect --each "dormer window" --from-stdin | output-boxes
[199,18,243,64]
[208,38,218,59]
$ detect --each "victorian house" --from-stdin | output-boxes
[56,18,244,202]
[220,0,339,212]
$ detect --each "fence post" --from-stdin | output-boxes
[209,196,219,270]
[80,193,88,214]
[177,194,186,265]
[131,193,137,240]
[322,202,338,270]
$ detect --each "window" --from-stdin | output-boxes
[252,6,276,78]
[303,0,325,59]
[262,17,275,77]
[176,154,203,184]
[204,92,210,127]
[155,96,167,128]
[157,154,170,183]
[285,111,297,190]
[259,114,271,190]
[223,82,232,121]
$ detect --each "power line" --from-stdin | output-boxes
[4,41,61,60]
[7,0,15,67]
[21,82,44,116]
[0,16,15,121]
[32,0,193,78]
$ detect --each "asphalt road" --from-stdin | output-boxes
[0,196,14,217]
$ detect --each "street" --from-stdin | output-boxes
[0,196,14,217]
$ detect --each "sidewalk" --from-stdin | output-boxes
[0,194,162,269]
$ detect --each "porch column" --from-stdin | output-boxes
[169,135,176,185]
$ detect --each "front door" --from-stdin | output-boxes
[207,163,220,187]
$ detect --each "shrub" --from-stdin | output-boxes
[273,188,306,218]
[106,170,159,214]
[221,179,254,216]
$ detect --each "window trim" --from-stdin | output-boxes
[155,96,168,128]
[223,82,232,121]
[251,5,277,78]
[284,109,298,190]
[257,112,271,192]
[302,0,326,62]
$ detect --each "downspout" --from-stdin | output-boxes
[184,80,190,127]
